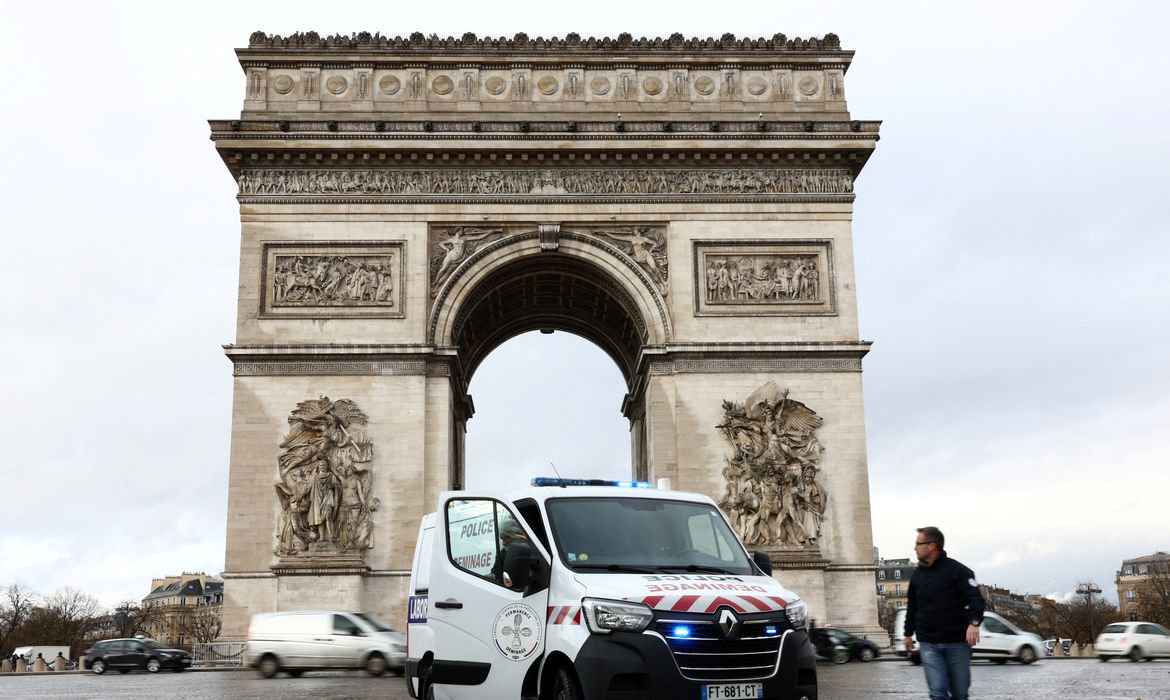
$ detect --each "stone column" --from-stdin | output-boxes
[33,654,46,672]
[79,656,87,671]
[15,657,27,672]
[54,653,66,671]
[1,657,12,673]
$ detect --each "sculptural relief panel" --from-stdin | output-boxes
[693,240,835,316]
[426,224,670,298]
[273,397,379,562]
[718,382,826,550]
[261,242,405,318]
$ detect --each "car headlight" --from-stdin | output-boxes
[785,599,807,630]
[581,598,653,635]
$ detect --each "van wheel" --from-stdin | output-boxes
[420,663,435,700]
[1018,646,1037,665]
[91,659,106,675]
[552,665,582,700]
[365,652,387,677]
[259,654,280,678]
[1128,647,1143,662]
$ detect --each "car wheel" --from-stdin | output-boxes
[1098,655,1111,662]
[1018,646,1037,665]
[393,666,405,676]
[831,648,849,664]
[259,654,280,679]
[858,647,875,662]
[288,669,303,678]
[552,665,583,700]
[365,652,387,677]
[91,659,106,675]
[172,666,184,673]
[1128,646,1143,662]
[146,658,161,673]
[117,669,130,674]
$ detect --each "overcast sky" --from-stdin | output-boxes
[1,1,1167,613]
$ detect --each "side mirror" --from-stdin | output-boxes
[752,550,773,577]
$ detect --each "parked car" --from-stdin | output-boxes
[1096,621,1170,662]
[84,637,193,674]
[809,626,881,663]
[896,611,1042,665]
[245,610,406,678]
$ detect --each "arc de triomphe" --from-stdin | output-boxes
[211,30,882,639]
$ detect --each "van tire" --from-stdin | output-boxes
[259,654,280,678]
[552,665,582,700]
[420,663,436,700]
[1018,646,1037,665]
[365,652,387,677]
[1128,647,1142,662]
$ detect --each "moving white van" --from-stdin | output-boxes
[406,478,818,699]
[246,610,406,677]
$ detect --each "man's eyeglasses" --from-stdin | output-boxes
[914,541,933,547]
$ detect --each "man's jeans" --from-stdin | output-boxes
[918,641,972,700]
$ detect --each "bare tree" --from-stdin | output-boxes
[1132,564,1170,627]
[187,604,223,645]
[110,601,164,639]
[0,583,38,655]
[39,587,103,655]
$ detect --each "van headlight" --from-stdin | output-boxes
[785,599,807,630]
[582,598,653,635]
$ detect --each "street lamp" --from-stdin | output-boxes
[1077,582,1102,643]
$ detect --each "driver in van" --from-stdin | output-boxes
[491,517,533,589]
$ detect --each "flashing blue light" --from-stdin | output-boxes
[672,625,692,638]
[765,626,779,636]
[531,477,654,488]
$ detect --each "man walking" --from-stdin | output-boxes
[903,526,985,699]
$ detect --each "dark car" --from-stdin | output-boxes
[809,626,881,663]
[84,637,193,674]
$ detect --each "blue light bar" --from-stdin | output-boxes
[672,625,691,638]
[531,477,653,488]
[765,626,779,636]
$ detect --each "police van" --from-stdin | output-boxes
[406,478,817,699]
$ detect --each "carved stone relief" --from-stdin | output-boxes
[718,382,826,549]
[261,242,405,318]
[693,241,835,316]
[427,224,669,298]
[238,168,853,198]
[274,397,380,562]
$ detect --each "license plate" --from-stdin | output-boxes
[703,683,763,699]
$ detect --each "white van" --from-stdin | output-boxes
[246,610,406,677]
[895,610,1042,665]
[406,478,818,699]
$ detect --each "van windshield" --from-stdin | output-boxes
[545,497,755,575]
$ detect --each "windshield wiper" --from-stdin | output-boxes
[655,564,735,574]
[572,563,659,574]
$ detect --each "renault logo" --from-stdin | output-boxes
[718,608,741,638]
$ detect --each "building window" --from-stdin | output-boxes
[895,584,902,596]
[1139,565,1149,575]
[895,570,902,580]
[1126,590,1136,601]
[879,571,886,580]
[1123,566,1133,575]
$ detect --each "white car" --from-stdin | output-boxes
[1096,621,1170,662]
[896,610,1043,665]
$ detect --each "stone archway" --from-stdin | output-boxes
[212,30,883,640]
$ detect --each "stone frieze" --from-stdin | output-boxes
[239,168,853,197]
[693,241,835,316]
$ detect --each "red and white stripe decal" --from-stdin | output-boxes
[546,605,582,625]
[629,594,789,614]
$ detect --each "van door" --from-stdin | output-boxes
[428,495,550,700]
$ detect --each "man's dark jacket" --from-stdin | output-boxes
[904,551,986,644]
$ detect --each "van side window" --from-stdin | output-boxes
[333,614,363,636]
[514,498,551,552]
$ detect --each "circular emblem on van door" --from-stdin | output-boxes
[493,603,542,661]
